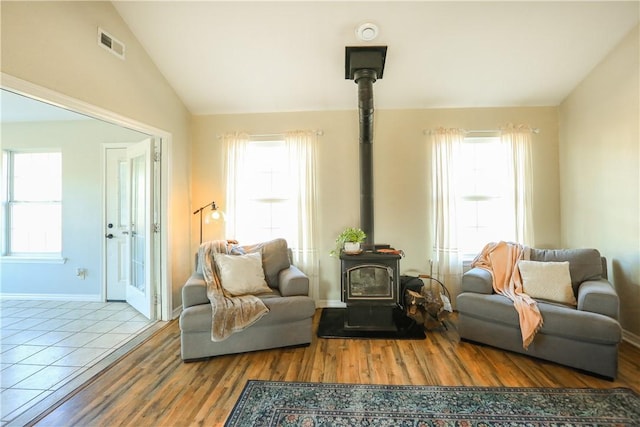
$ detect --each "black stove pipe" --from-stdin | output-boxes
[354,69,377,248]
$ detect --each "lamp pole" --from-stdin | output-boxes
[193,201,218,244]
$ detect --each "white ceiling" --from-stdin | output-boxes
[113,1,639,115]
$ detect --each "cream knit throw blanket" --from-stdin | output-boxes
[198,240,269,342]
[472,241,542,349]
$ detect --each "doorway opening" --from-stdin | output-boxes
[0,78,171,320]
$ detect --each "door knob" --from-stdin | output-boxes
[105,233,114,239]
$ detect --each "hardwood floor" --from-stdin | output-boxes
[32,310,640,426]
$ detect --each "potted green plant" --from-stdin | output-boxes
[330,227,366,256]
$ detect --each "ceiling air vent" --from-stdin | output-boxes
[98,27,125,59]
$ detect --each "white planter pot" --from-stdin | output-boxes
[344,242,361,253]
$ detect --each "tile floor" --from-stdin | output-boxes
[0,300,154,425]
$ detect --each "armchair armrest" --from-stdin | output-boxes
[278,265,309,296]
[461,267,493,294]
[577,278,619,320]
[182,274,208,308]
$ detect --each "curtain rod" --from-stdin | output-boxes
[424,128,540,135]
[468,128,540,134]
[216,130,324,139]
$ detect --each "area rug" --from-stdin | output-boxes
[316,307,426,339]
[225,381,640,426]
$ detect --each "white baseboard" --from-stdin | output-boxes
[172,305,183,320]
[315,299,346,309]
[623,329,640,348]
[0,293,102,302]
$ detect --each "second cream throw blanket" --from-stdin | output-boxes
[198,240,269,342]
[472,241,542,348]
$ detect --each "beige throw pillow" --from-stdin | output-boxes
[518,260,577,306]
[213,252,272,296]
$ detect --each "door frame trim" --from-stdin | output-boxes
[2,73,173,321]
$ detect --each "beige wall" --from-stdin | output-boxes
[1,1,192,313]
[8,1,629,333]
[559,25,639,337]
[192,106,560,304]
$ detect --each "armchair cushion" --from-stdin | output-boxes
[180,295,315,332]
[242,238,291,288]
[457,292,621,345]
[530,248,602,295]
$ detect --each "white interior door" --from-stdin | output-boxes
[126,139,154,319]
[105,147,129,300]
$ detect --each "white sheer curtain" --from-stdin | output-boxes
[223,130,319,300]
[430,128,465,300]
[223,132,250,240]
[501,124,535,246]
[284,130,319,300]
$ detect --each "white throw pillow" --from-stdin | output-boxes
[518,260,577,306]
[213,252,272,296]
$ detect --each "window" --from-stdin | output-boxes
[224,130,319,298]
[2,151,62,256]
[233,140,295,243]
[457,137,515,258]
[431,126,534,286]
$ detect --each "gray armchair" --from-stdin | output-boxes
[457,248,622,379]
[179,238,316,361]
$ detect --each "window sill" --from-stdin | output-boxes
[1,256,67,264]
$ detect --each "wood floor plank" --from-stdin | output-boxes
[31,310,640,427]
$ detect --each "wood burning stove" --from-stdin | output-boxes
[341,251,401,331]
[339,46,403,331]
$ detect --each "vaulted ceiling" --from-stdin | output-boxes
[112,1,639,115]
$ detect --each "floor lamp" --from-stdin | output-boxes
[193,201,225,244]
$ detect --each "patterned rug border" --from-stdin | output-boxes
[225,380,640,427]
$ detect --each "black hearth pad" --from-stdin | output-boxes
[317,308,426,340]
